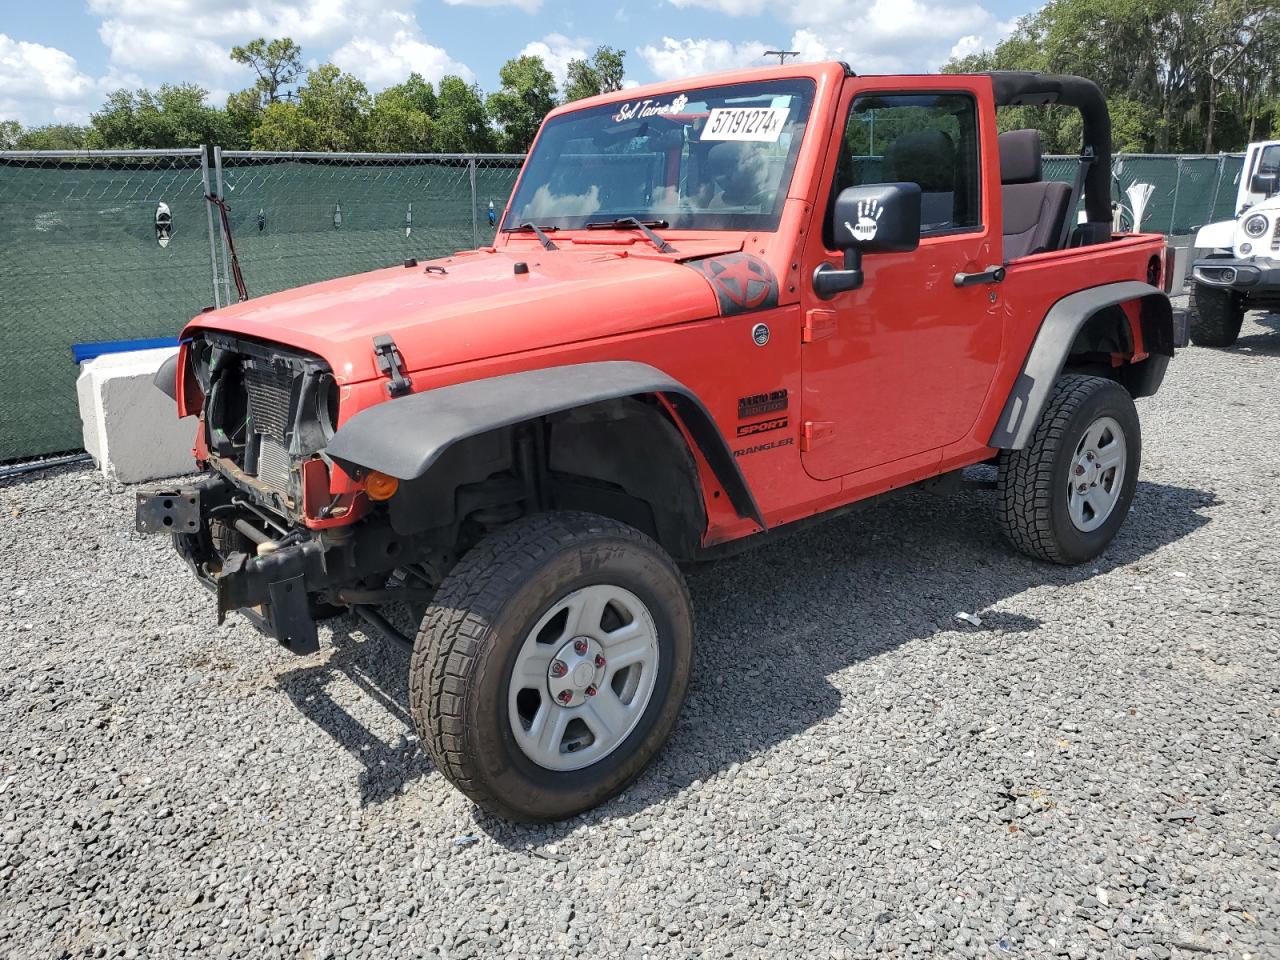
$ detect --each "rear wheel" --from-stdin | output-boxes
[1188,280,1244,347]
[996,375,1141,565]
[409,512,692,822]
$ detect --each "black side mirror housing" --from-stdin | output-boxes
[814,183,923,300]
[1251,172,1278,198]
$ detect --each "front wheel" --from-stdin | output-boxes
[1188,280,1244,347]
[996,375,1141,565]
[409,512,692,822]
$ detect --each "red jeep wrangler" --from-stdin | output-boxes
[140,64,1181,821]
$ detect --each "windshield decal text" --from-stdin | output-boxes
[612,93,690,123]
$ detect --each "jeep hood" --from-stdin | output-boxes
[186,243,740,383]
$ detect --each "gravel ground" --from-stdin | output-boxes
[2,311,1279,960]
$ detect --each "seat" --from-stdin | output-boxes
[885,130,958,231]
[999,129,1072,261]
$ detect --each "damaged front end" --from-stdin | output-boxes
[135,334,429,653]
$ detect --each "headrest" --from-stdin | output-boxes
[885,130,956,192]
[999,129,1042,184]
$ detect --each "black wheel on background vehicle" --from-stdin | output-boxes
[1187,280,1245,347]
[996,375,1141,565]
[409,511,693,822]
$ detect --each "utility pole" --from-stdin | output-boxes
[764,50,800,65]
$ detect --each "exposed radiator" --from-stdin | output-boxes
[256,435,293,496]
[243,364,295,442]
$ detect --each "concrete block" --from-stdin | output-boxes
[76,347,197,483]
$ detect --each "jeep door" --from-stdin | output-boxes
[798,78,1003,482]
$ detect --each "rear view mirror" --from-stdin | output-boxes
[814,183,922,299]
[1251,172,1278,198]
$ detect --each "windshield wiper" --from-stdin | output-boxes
[508,222,558,250]
[585,217,677,254]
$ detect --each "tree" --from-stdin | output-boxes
[944,0,1280,153]
[250,101,320,150]
[486,55,557,152]
[0,120,20,149]
[435,75,494,152]
[87,84,231,148]
[16,124,89,150]
[563,46,627,102]
[296,64,371,151]
[230,38,304,109]
[367,74,437,151]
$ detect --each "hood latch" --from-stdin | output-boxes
[372,335,412,398]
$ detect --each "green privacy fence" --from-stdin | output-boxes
[0,147,1253,462]
[0,149,217,461]
[1043,153,1246,235]
[212,151,524,302]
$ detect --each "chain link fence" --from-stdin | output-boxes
[212,151,524,302]
[0,146,1256,462]
[1043,152,1246,236]
[0,148,216,460]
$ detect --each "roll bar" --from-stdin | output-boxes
[985,71,1112,226]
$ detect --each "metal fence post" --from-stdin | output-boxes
[1168,156,1183,235]
[199,146,221,309]
[213,146,233,304]
[469,157,479,249]
[1206,154,1225,224]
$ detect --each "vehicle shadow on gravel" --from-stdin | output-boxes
[273,477,1215,835]
[1230,311,1280,355]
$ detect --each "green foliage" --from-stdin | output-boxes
[295,64,371,151]
[250,101,321,150]
[367,74,437,152]
[435,75,494,152]
[563,46,627,102]
[0,120,20,149]
[944,0,1280,152]
[230,37,304,110]
[87,83,233,148]
[15,124,89,150]
[486,55,558,152]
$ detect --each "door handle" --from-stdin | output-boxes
[954,265,1006,287]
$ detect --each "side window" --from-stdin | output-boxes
[826,92,982,245]
[1258,144,1280,176]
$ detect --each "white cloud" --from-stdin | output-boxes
[519,34,590,88]
[0,34,103,125]
[442,0,542,13]
[666,0,765,13]
[657,0,1008,75]
[85,0,475,99]
[637,37,770,80]
[334,30,474,87]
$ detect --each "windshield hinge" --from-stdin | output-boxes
[372,335,412,398]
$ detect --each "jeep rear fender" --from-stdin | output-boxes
[990,281,1174,449]
[325,361,764,529]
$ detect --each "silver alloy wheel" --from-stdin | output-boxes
[507,584,660,772]
[1066,414,1127,533]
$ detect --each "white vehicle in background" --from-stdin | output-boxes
[1187,139,1280,347]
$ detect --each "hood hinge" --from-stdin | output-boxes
[372,335,413,398]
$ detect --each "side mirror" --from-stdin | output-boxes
[814,183,922,300]
[1251,172,1277,198]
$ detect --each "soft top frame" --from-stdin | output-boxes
[985,71,1112,225]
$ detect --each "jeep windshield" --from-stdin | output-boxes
[503,78,815,233]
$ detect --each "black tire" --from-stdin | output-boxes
[996,375,1141,565]
[409,512,692,822]
[1188,280,1244,347]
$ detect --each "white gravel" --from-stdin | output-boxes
[2,311,1279,959]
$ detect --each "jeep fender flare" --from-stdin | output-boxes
[325,360,765,529]
[1193,220,1236,252]
[990,281,1174,449]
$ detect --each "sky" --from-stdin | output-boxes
[0,0,1029,127]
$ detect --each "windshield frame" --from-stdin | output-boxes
[501,77,816,234]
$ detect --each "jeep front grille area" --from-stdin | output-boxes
[198,334,337,514]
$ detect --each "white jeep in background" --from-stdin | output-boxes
[1187,140,1280,346]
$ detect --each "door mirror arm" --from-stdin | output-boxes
[813,249,864,300]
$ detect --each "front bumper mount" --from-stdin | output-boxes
[1191,256,1280,293]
